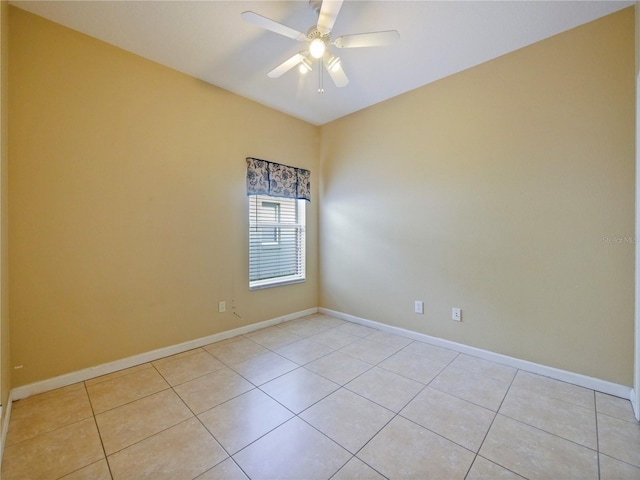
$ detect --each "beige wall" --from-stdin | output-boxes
[9,7,319,387]
[319,8,635,385]
[1,0,9,406]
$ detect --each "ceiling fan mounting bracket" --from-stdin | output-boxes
[309,0,323,16]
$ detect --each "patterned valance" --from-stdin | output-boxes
[246,157,311,202]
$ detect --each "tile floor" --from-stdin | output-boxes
[2,313,639,479]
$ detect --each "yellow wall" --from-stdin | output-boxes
[9,7,319,387]
[319,8,635,385]
[0,0,9,406]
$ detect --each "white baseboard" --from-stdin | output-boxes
[319,307,633,400]
[7,304,633,405]
[10,307,317,402]
[631,388,639,420]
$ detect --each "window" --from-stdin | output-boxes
[249,194,306,289]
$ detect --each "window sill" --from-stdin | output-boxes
[249,277,306,290]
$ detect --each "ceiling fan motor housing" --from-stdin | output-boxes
[307,28,330,45]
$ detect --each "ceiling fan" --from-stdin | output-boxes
[241,0,400,91]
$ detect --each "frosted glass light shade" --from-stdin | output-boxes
[309,38,326,59]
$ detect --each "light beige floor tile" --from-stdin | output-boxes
[278,318,332,338]
[600,454,640,480]
[378,350,448,384]
[275,338,334,365]
[204,337,268,365]
[108,418,227,480]
[315,315,347,328]
[309,328,361,349]
[466,456,524,479]
[245,327,301,350]
[300,388,394,453]
[96,389,193,454]
[336,323,378,337]
[402,341,459,364]
[174,367,254,414]
[85,364,153,387]
[231,351,298,385]
[598,412,640,467]
[499,384,597,449]
[332,457,386,480]
[596,392,638,423]
[196,458,248,480]
[430,366,510,411]
[449,354,517,384]
[87,366,169,414]
[243,325,280,338]
[358,415,475,479]
[152,350,224,386]
[479,415,598,480]
[2,418,104,480]
[260,367,339,413]
[346,366,423,412]
[401,386,495,452]
[199,388,293,454]
[233,417,351,480]
[7,386,93,446]
[60,459,112,480]
[365,330,413,349]
[304,351,372,385]
[511,370,594,409]
[243,325,281,338]
[339,338,399,364]
[12,382,85,405]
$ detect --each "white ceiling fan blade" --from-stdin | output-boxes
[268,53,306,78]
[334,30,400,48]
[323,53,349,87]
[317,0,343,34]
[241,11,307,41]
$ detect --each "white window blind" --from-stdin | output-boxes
[249,194,306,289]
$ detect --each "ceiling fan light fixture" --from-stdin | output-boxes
[299,57,312,74]
[309,38,326,58]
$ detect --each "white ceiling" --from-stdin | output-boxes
[11,0,633,125]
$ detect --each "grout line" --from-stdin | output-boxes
[83,381,115,480]
[466,366,518,478]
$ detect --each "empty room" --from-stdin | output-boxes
[0,0,639,479]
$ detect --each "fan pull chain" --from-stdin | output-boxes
[318,59,324,94]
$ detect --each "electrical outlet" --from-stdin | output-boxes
[218,301,226,313]
[415,300,424,314]
[452,308,461,321]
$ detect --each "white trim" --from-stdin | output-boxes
[10,308,317,401]
[632,388,639,420]
[320,307,633,400]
